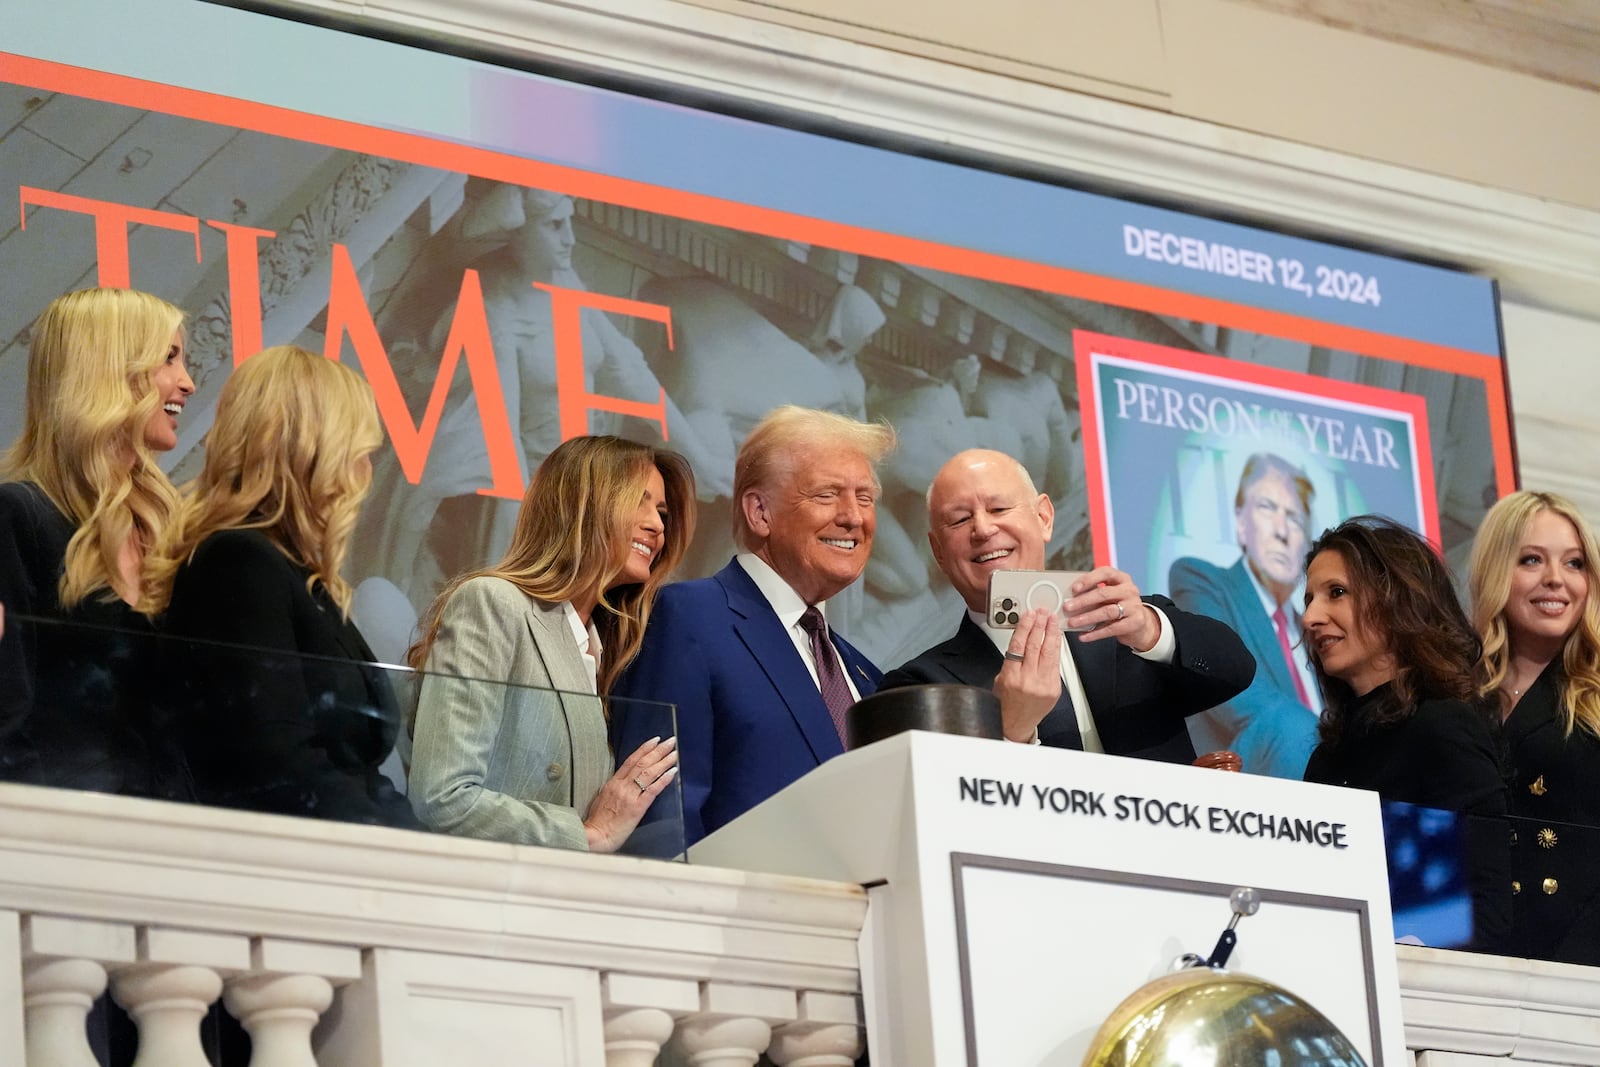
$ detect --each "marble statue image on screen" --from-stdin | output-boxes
[0,96,1506,674]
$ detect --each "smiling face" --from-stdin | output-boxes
[1303,549,1397,697]
[927,450,1052,613]
[1237,467,1308,605]
[142,330,194,452]
[512,197,576,277]
[610,464,668,591]
[1504,509,1589,655]
[746,445,878,605]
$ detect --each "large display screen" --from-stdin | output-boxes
[3,0,1513,778]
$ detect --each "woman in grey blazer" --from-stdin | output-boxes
[407,436,694,851]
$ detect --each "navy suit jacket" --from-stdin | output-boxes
[1168,556,1320,778]
[880,594,1255,764]
[611,559,881,846]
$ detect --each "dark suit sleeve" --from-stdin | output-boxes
[879,658,943,691]
[1079,594,1254,759]
[1149,593,1257,713]
[165,532,412,827]
[611,586,714,846]
[1168,559,1316,776]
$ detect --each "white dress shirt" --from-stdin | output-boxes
[560,600,603,696]
[736,553,864,702]
[969,603,1176,752]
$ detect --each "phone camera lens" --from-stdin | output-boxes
[1006,611,1020,625]
[993,611,1007,626]
[1000,597,1015,611]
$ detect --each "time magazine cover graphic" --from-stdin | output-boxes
[1077,330,1437,777]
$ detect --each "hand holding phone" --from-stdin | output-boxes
[987,569,1096,632]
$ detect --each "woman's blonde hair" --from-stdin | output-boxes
[152,346,383,617]
[409,435,696,696]
[2,288,186,612]
[1469,490,1600,737]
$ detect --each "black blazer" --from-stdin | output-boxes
[1304,687,1510,950]
[879,595,1256,763]
[0,480,175,796]
[162,528,416,828]
[1502,663,1600,965]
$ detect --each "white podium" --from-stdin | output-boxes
[692,731,1407,1066]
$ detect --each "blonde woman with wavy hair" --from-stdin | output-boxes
[1469,490,1600,965]
[157,346,416,827]
[407,435,693,852]
[1,287,192,794]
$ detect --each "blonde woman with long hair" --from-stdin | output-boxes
[1470,490,1600,964]
[155,345,416,827]
[0,287,192,794]
[407,435,691,852]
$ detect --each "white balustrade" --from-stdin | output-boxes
[2,783,1594,1066]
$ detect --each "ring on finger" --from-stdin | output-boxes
[1003,650,1026,662]
[1116,602,1126,621]
[633,776,649,793]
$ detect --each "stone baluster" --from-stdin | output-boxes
[224,973,331,1067]
[223,937,361,1067]
[20,915,137,1067]
[0,911,25,1067]
[112,965,224,1067]
[112,926,249,1067]
[671,982,798,1067]
[23,957,108,1067]
[601,972,699,1067]
[767,991,865,1067]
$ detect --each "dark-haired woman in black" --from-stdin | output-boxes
[1301,515,1509,950]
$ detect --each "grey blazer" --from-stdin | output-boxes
[409,577,612,848]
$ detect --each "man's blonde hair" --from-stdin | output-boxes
[731,405,896,550]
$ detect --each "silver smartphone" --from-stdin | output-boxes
[987,569,1097,631]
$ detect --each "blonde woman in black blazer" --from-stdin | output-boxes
[154,346,414,827]
[1471,491,1600,965]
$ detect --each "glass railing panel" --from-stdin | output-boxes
[1380,800,1600,968]
[0,612,685,860]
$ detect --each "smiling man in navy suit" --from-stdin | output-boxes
[611,405,895,845]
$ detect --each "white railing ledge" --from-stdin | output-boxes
[1398,943,1600,1065]
[0,783,866,995]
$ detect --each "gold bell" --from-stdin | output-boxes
[1081,967,1368,1066]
